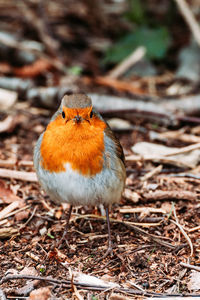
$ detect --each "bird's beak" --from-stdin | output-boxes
[73,115,82,123]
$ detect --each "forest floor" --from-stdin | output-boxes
[0,1,200,299]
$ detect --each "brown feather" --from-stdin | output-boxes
[104,125,125,166]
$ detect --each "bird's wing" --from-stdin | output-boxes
[104,125,125,166]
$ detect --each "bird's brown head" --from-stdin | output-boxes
[61,94,93,124]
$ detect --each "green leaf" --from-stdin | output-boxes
[68,65,83,76]
[47,233,54,239]
[39,267,46,273]
[125,0,146,24]
[103,26,170,64]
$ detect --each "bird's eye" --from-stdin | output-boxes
[62,111,65,119]
[90,111,93,118]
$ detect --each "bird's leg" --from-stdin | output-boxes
[57,204,73,249]
[100,205,113,260]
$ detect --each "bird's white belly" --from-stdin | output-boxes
[37,163,123,206]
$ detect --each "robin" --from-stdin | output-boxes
[34,93,126,258]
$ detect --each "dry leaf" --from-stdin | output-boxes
[0,88,17,111]
[0,114,25,133]
[161,202,172,214]
[15,210,30,221]
[132,142,200,168]
[109,294,129,300]
[0,179,21,204]
[28,287,51,300]
[107,118,132,130]
[74,272,119,288]
[188,270,200,291]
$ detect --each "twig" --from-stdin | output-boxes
[0,168,37,182]
[180,262,200,272]
[174,0,200,47]
[127,281,145,292]
[187,225,200,232]
[0,275,65,286]
[172,206,193,256]
[93,76,145,95]
[178,115,200,124]
[73,214,162,228]
[19,206,37,229]
[107,46,146,79]
[119,207,166,214]
[73,214,176,249]
[156,130,200,144]
[142,190,197,202]
[1,205,30,220]
[140,164,162,181]
[165,142,200,157]
[0,201,20,221]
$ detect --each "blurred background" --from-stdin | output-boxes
[0,0,199,105]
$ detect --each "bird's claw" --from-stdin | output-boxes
[96,244,114,262]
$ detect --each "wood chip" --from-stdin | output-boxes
[0,227,18,238]
[123,189,140,203]
[0,168,37,182]
[0,201,21,220]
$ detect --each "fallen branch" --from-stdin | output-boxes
[1,274,199,297]
[0,168,37,182]
[89,93,200,126]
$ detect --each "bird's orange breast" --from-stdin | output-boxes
[40,114,106,176]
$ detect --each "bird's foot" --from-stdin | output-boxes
[57,233,70,250]
[96,244,114,262]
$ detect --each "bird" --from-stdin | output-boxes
[34,93,126,258]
